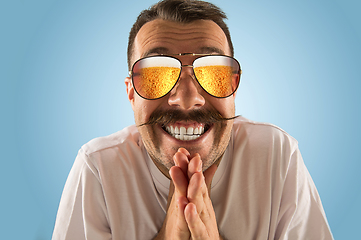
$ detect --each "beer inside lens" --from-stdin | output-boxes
[194,65,233,97]
[139,66,180,98]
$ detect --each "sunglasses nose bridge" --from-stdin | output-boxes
[181,64,193,68]
[180,64,194,76]
[179,64,197,83]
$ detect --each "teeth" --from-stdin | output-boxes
[165,125,205,141]
[187,127,193,135]
[180,127,186,135]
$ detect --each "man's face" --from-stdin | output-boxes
[125,19,237,177]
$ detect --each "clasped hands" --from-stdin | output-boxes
[155,148,222,240]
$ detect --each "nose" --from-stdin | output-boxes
[167,66,205,110]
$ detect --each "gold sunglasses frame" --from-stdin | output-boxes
[129,53,242,100]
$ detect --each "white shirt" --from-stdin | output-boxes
[52,117,333,239]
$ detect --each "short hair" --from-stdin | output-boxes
[127,0,234,70]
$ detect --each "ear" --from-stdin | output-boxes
[232,90,237,98]
[232,73,241,98]
[125,76,135,110]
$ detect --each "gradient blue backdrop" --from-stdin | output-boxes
[1,0,360,239]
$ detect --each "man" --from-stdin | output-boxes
[52,0,333,239]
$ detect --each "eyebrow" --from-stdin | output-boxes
[143,47,170,58]
[142,46,225,58]
[199,46,225,55]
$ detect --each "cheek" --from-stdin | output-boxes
[133,97,163,123]
[133,99,147,124]
[207,96,236,117]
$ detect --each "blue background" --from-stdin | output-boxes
[1,0,360,239]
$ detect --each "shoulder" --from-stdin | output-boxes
[75,125,146,175]
[71,125,154,187]
[233,116,298,144]
[232,117,299,154]
[227,117,302,188]
[80,124,141,156]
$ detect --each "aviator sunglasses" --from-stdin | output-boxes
[129,53,241,100]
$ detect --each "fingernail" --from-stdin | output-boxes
[173,156,178,166]
[197,161,202,172]
[193,205,198,214]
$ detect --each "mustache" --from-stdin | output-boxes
[138,108,239,127]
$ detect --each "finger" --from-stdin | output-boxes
[163,182,191,239]
[188,170,216,226]
[173,150,190,178]
[201,164,218,222]
[187,153,202,180]
[185,193,220,240]
[177,196,189,213]
[184,203,209,239]
[169,166,188,197]
[187,172,207,216]
[177,147,190,158]
[175,196,191,238]
[188,164,220,240]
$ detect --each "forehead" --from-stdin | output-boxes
[133,19,230,62]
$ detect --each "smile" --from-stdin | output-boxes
[163,124,210,141]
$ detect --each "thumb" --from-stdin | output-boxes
[203,164,218,196]
[166,180,175,210]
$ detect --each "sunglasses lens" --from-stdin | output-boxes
[132,56,181,99]
[194,56,240,98]
[131,55,240,99]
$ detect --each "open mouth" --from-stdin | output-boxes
[162,124,211,141]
